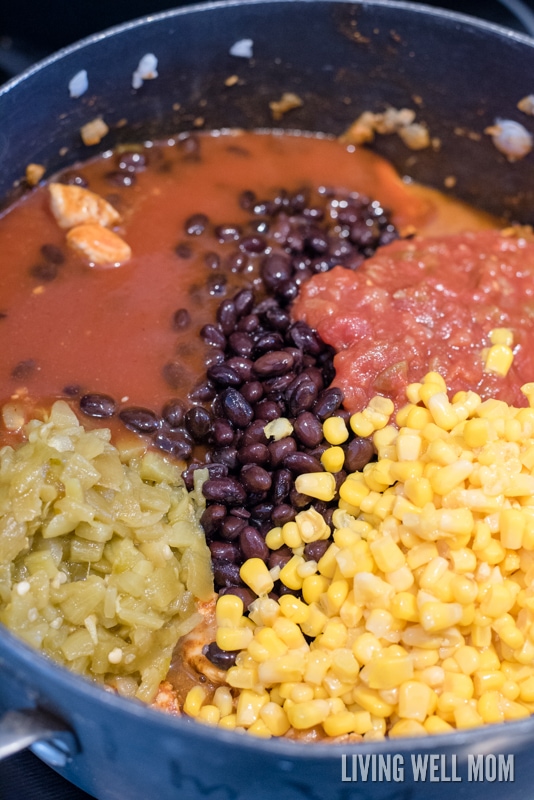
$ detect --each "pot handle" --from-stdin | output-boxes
[0,708,78,766]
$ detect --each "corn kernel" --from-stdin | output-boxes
[218,714,237,730]
[197,704,220,725]
[212,687,234,718]
[260,702,291,736]
[484,344,514,377]
[216,626,254,651]
[366,647,414,690]
[265,526,284,550]
[240,558,275,596]
[398,681,433,721]
[216,594,245,628]
[183,685,207,717]
[286,699,330,729]
[295,472,336,502]
[279,555,305,591]
[321,446,345,473]
[323,416,349,445]
[419,602,463,632]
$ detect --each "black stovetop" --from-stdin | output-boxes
[0,1,533,798]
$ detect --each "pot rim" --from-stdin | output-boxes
[1,0,534,760]
[2,0,534,103]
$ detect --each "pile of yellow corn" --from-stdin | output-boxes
[185,369,534,739]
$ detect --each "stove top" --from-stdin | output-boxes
[0,1,533,798]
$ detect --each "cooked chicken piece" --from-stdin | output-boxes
[49,183,120,229]
[67,223,131,266]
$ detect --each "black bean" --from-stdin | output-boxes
[313,387,344,420]
[251,502,275,522]
[240,381,263,404]
[287,322,324,355]
[80,393,116,419]
[210,446,239,470]
[203,477,247,505]
[253,350,295,378]
[212,559,242,587]
[200,323,226,348]
[29,263,59,282]
[207,363,242,388]
[215,224,241,243]
[225,357,253,382]
[172,308,191,330]
[204,349,225,369]
[239,235,266,254]
[153,430,193,460]
[217,300,238,335]
[240,419,269,446]
[239,463,271,493]
[271,504,296,526]
[119,406,161,434]
[220,515,246,541]
[184,461,225,491]
[262,307,291,331]
[268,438,297,468]
[228,331,254,358]
[185,406,212,441]
[260,253,292,290]
[237,443,270,465]
[204,642,239,670]
[293,411,324,448]
[105,171,136,188]
[219,585,257,608]
[118,151,147,172]
[212,418,235,446]
[254,399,282,422]
[240,526,269,561]
[209,541,241,563]
[188,380,216,402]
[175,242,193,259]
[199,504,227,535]
[207,273,228,296]
[220,389,254,428]
[289,487,313,509]
[237,314,260,334]
[200,251,219,270]
[286,377,318,416]
[303,540,330,562]
[185,213,209,236]
[60,171,88,187]
[284,452,323,474]
[41,243,65,264]
[226,251,248,273]
[233,288,255,318]
[275,279,299,304]
[63,384,81,397]
[253,333,286,357]
[344,436,376,473]
[262,374,295,398]
[271,468,293,504]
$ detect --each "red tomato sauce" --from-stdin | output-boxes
[293,230,534,412]
[0,130,496,438]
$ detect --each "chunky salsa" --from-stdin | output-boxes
[293,229,534,412]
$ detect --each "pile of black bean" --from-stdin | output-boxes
[183,288,376,588]
[76,179,398,670]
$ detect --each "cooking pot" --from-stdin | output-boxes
[2,1,534,797]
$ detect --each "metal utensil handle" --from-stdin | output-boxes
[0,708,77,762]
